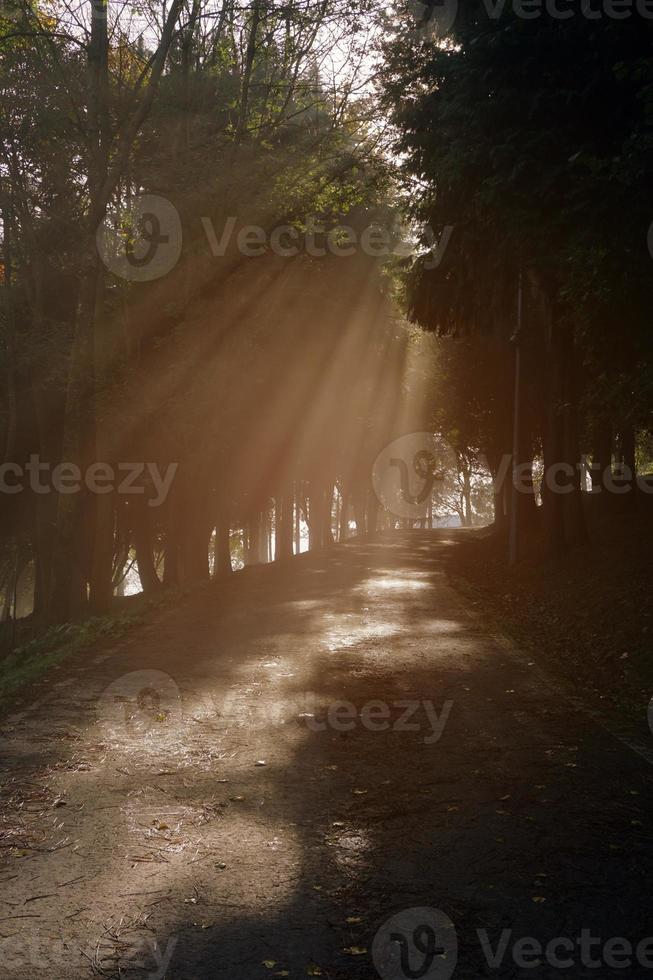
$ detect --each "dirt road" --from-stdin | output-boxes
[1,532,653,979]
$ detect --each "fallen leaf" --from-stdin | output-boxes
[532,896,546,903]
[343,946,367,955]
[262,960,276,969]
[307,964,323,976]
[346,916,362,924]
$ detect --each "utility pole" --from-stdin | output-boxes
[509,272,523,566]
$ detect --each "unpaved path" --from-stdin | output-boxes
[1,531,653,980]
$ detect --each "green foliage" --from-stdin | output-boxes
[0,612,138,707]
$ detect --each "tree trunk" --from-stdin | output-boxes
[591,418,612,491]
[366,489,379,540]
[214,519,233,577]
[540,297,567,555]
[352,489,366,538]
[323,484,335,546]
[339,486,350,541]
[246,513,261,565]
[132,499,161,594]
[560,324,588,546]
[181,486,211,584]
[620,426,637,505]
[308,484,321,551]
[274,485,294,561]
[46,0,183,621]
[294,483,301,554]
[90,493,116,612]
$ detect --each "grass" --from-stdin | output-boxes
[0,589,183,711]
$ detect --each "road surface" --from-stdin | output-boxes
[1,531,652,979]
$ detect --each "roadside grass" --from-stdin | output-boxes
[0,590,183,711]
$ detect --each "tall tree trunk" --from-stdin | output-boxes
[275,485,294,561]
[492,482,507,535]
[620,426,637,505]
[540,295,567,556]
[214,518,233,577]
[236,0,262,140]
[90,493,116,611]
[48,0,108,621]
[47,0,183,621]
[294,483,301,554]
[366,489,379,540]
[132,498,161,594]
[245,513,259,565]
[308,483,320,551]
[323,484,335,546]
[352,488,366,538]
[591,418,612,492]
[181,484,211,583]
[339,486,350,541]
[560,324,588,546]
